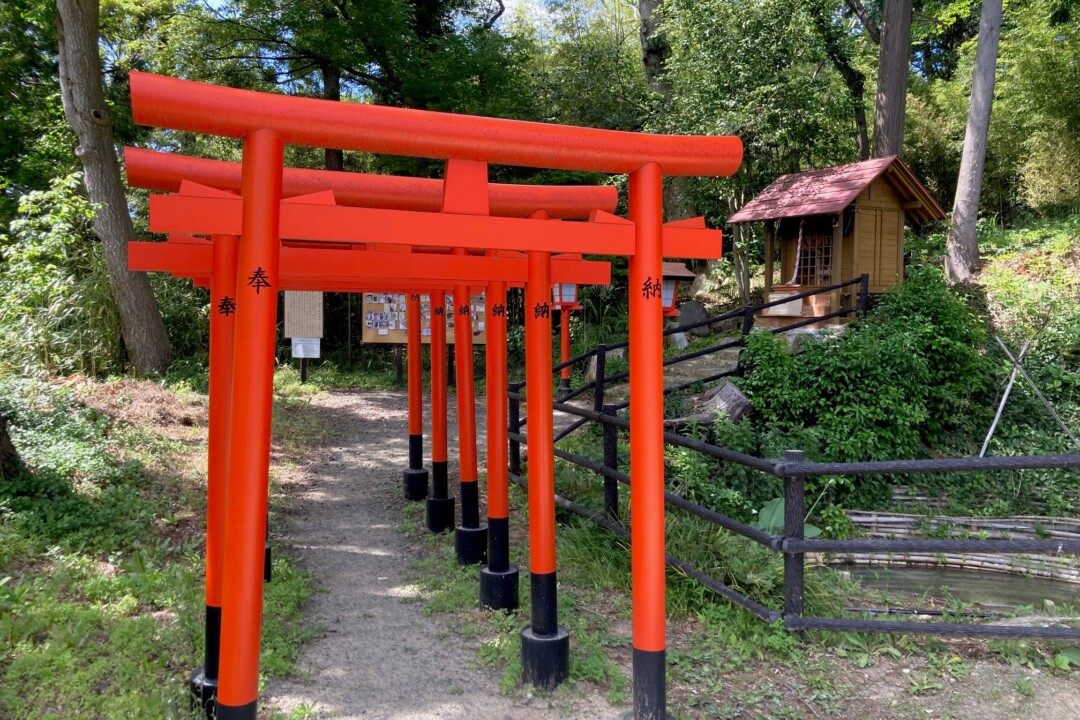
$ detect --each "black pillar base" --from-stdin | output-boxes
[558,378,572,396]
[264,541,271,582]
[188,666,218,718]
[216,701,257,720]
[426,496,455,534]
[628,648,669,720]
[454,523,488,565]
[403,467,429,501]
[479,564,520,611]
[521,625,570,690]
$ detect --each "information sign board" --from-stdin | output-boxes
[283,291,324,338]
[290,337,321,358]
[360,292,487,345]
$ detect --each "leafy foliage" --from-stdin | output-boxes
[740,266,994,463]
[869,266,995,441]
[0,174,123,377]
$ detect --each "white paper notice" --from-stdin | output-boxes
[291,337,321,359]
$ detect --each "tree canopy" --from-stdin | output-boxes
[0,0,1077,374]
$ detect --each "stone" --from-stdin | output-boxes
[677,300,711,337]
[710,316,742,335]
[668,332,689,350]
[699,381,751,424]
[583,347,625,382]
[784,324,849,350]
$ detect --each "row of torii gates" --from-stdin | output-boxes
[124,72,742,719]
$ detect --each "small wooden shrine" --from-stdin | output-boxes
[729,156,945,328]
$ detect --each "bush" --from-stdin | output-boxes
[0,174,123,376]
[667,417,780,521]
[739,325,931,462]
[738,265,995,462]
[869,265,995,441]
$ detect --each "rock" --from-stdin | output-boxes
[668,332,689,350]
[699,381,751,424]
[710,316,742,335]
[689,271,710,297]
[702,383,726,401]
[677,300,711,337]
[663,412,716,429]
[784,324,849,350]
[584,347,625,382]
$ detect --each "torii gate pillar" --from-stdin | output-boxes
[520,244,570,688]
[426,290,455,532]
[445,160,490,566]
[628,162,668,720]
[479,279,519,610]
[215,130,283,720]
[189,234,238,714]
[403,293,429,500]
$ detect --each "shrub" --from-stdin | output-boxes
[739,265,996,461]
[668,417,780,521]
[869,265,995,441]
[0,174,123,376]
[739,325,931,462]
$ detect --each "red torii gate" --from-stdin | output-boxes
[135,225,612,707]
[126,154,618,567]
[133,179,616,705]
[127,71,741,720]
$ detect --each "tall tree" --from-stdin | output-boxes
[872,0,913,156]
[808,0,872,160]
[55,0,171,373]
[946,0,1003,283]
[638,0,696,221]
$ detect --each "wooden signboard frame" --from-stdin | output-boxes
[361,292,487,345]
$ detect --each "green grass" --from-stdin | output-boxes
[402,487,630,705]
[0,375,313,718]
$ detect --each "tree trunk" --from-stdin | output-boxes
[946,0,1003,283]
[844,0,881,44]
[872,0,913,157]
[638,0,697,221]
[810,2,871,160]
[727,195,751,305]
[56,0,171,374]
[0,414,23,481]
[321,63,344,171]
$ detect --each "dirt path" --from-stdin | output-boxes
[266,390,608,719]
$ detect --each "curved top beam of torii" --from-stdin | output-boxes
[130,72,743,177]
[124,148,617,220]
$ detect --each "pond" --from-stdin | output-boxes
[842,565,1080,610]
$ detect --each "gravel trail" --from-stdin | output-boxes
[265,390,608,719]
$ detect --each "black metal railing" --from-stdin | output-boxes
[518,276,869,424]
[507,277,1080,640]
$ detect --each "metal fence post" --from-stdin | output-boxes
[783,449,805,624]
[508,387,521,477]
[602,403,619,523]
[592,345,607,413]
[858,273,869,316]
[741,307,755,337]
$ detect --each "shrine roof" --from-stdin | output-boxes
[728,157,945,225]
